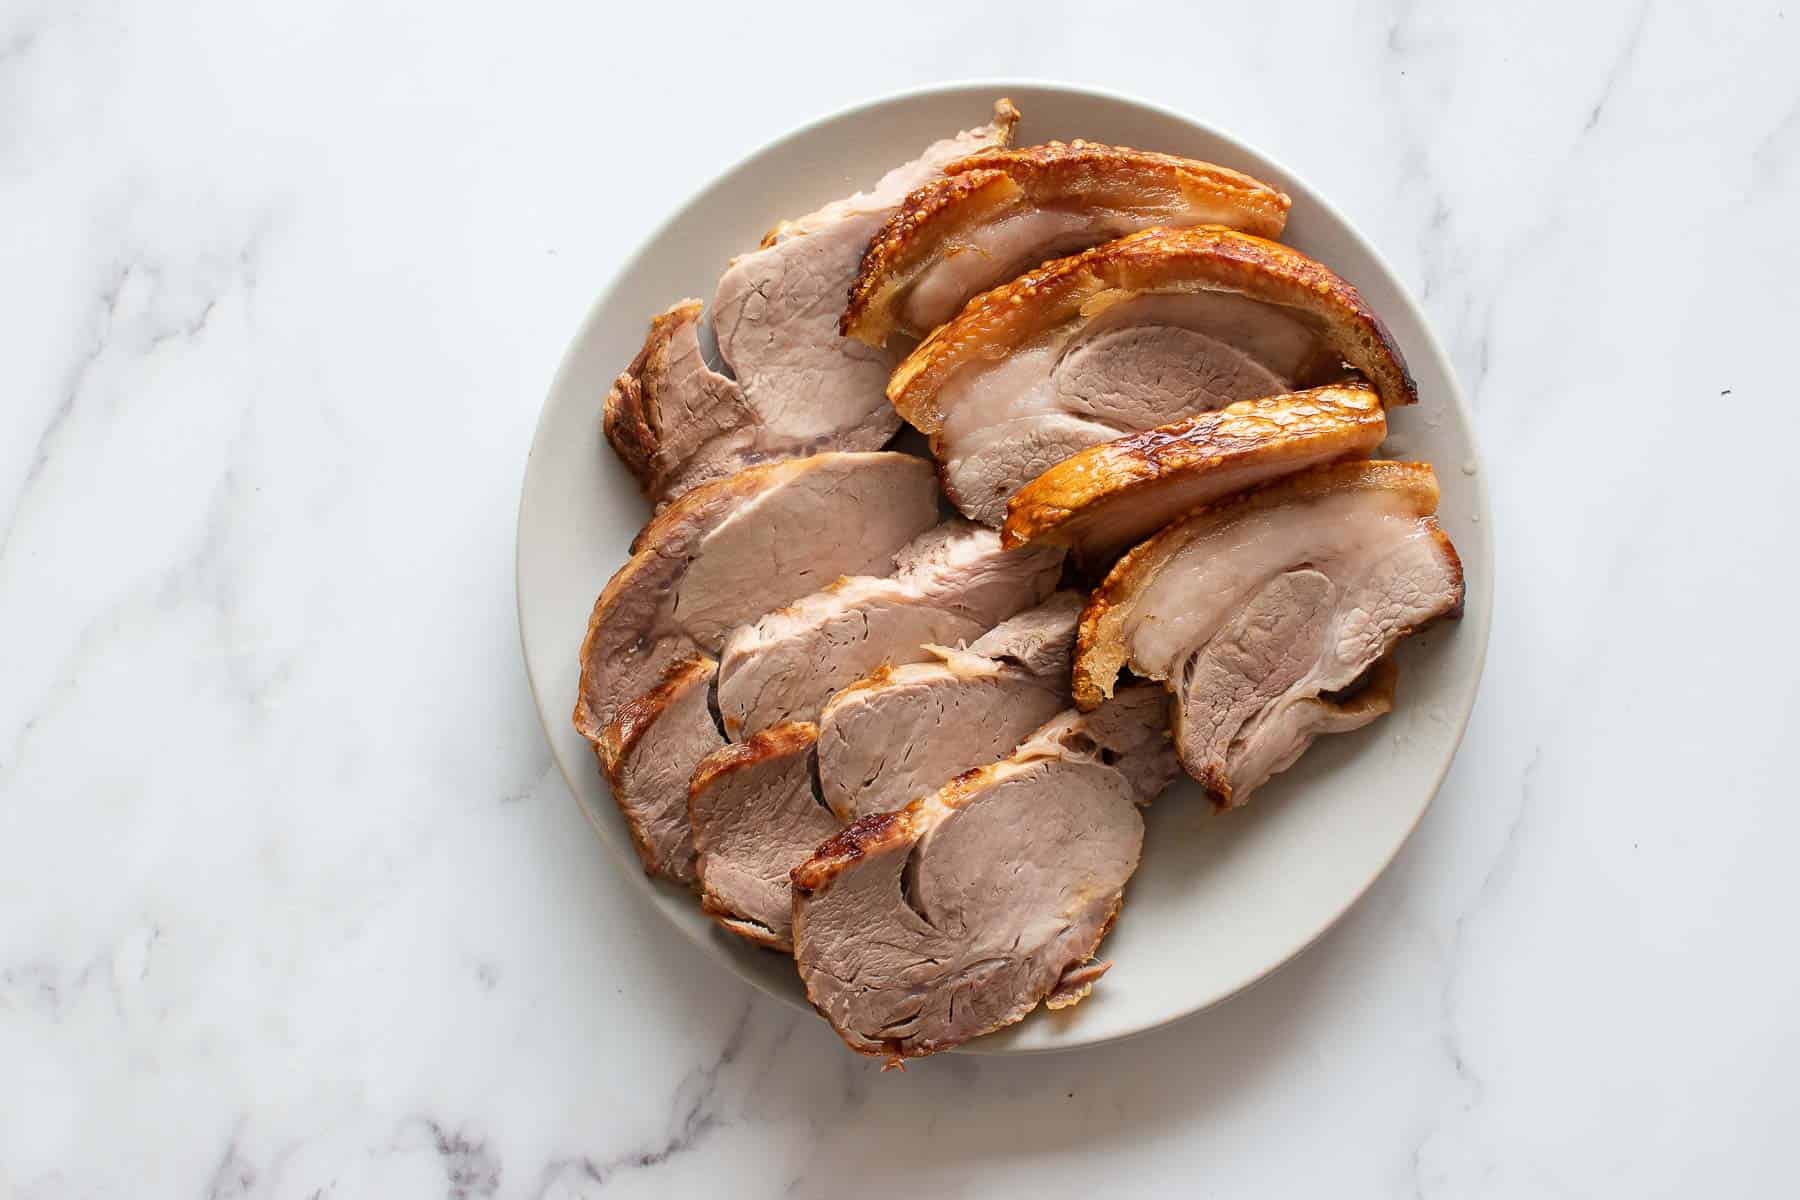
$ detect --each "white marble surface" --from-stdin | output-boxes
[3,2,1796,1195]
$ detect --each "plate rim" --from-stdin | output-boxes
[515,77,1495,1055]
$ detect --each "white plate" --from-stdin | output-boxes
[517,81,1493,1054]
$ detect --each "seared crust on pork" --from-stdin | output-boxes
[844,141,1290,346]
[1001,383,1387,567]
[689,721,831,952]
[581,655,721,884]
[888,226,1416,433]
[1073,460,1458,710]
[602,300,693,491]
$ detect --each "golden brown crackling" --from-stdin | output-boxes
[842,169,1023,344]
[842,142,1291,346]
[758,97,1018,253]
[945,140,1288,223]
[887,226,1417,432]
[1072,460,1445,710]
[1000,383,1387,553]
[602,300,706,499]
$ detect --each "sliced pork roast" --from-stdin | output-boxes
[604,300,761,504]
[688,722,837,950]
[791,686,1177,1064]
[843,141,1290,347]
[605,101,1020,505]
[886,226,1415,525]
[1074,461,1464,807]
[814,591,1082,820]
[572,452,938,880]
[1002,383,1386,572]
[574,452,937,736]
[714,521,1063,738]
[696,592,1084,949]
[590,657,725,884]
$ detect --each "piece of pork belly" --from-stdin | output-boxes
[1002,383,1386,572]
[843,141,1289,347]
[1074,460,1463,807]
[886,226,1414,525]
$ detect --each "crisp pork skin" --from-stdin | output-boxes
[842,141,1290,346]
[1002,383,1386,571]
[886,227,1415,525]
[1074,460,1464,806]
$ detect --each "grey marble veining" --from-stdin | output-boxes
[3,1,1798,1196]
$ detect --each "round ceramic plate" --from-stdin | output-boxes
[517,81,1493,1054]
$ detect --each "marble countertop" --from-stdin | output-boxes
[4,2,1797,1196]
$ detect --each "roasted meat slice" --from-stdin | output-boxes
[714,521,1063,738]
[604,300,761,503]
[591,656,725,884]
[571,453,936,883]
[886,226,1415,525]
[1002,383,1387,571]
[843,141,1290,347]
[814,591,1082,819]
[1074,461,1464,807]
[688,722,838,951]
[791,687,1177,1064]
[605,101,1019,505]
[573,452,937,739]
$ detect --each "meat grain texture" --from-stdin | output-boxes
[714,521,1063,738]
[791,686,1177,1064]
[886,226,1415,526]
[573,453,938,881]
[1076,460,1464,806]
[606,102,1020,504]
[814,592,1083,819]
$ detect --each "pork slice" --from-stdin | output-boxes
[606,102,1019,504]
[603,300,760,504]
[574,452,937,738]
[814,592,1083,820]
[843,141,1291,346]
[932,292,1335,526]
[1075,460,1464,806]
[713,521,1063,738]
[593,657,725,884]
[1002,384,1386,573]
[888,227,1415,526]
[791,686,1177,1064]
[689,722,837,951]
